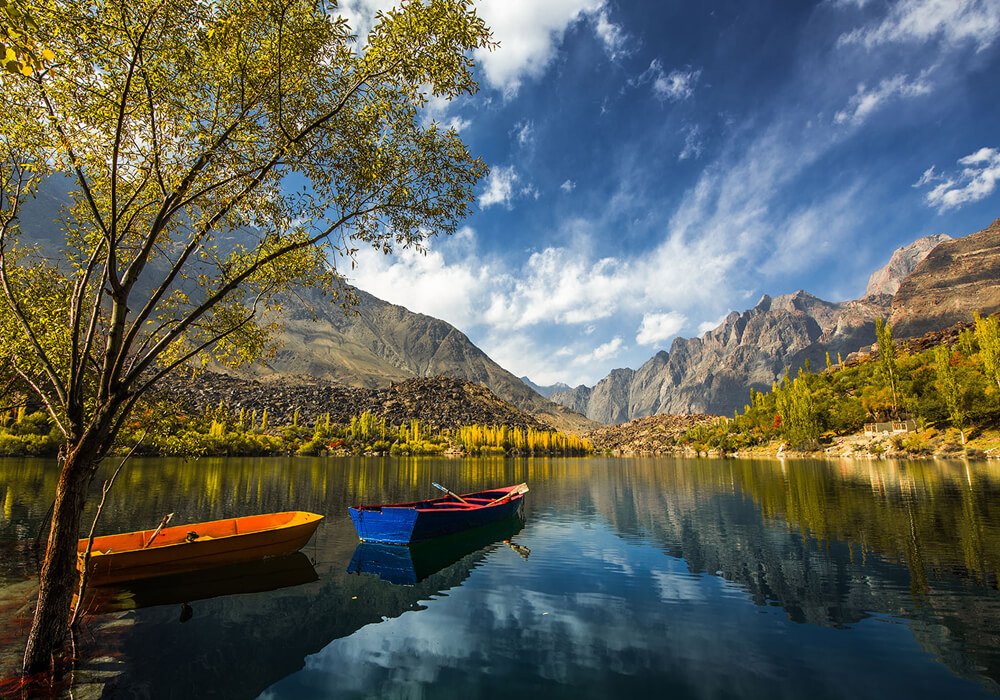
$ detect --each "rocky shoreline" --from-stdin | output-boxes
[585,412,999,461]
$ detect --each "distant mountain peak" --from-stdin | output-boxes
[520,376,571,398]
[866,233,951,297]
[547,222,996,424]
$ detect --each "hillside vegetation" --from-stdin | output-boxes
[678,313,1000,457]
[0,377,593,458]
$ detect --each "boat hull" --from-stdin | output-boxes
[348,484,526,545]
[78,511,323,585]
[348,516,525,584]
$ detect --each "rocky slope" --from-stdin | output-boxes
[865,233,951,296]
[889,218,1000,338]
[554,230,961,423]
[157,373,550,432]
[258,286,595,434]
[558,290,890,421]
[586,414,718,455]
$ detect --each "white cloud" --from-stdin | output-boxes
[655,68,701,101]
[918,146,1000,211]
[560,179,576,193]
[592,8,630,59]
[634,60,701,102]
[840,0,1000,51]
[337,0,398,45]
[474,0,624,95]
[338,1,627,96]
[479,165,520,209]
[347,233,493,330]
[573,336,624,365]
[913,165,938,187]
[678,124,704,161]
[636,311,687,346]
[833,74,932,125]
[512,120,534,146]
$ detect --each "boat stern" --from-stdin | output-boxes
[349,506,420,545]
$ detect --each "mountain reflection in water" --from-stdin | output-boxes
[0,456,999,698]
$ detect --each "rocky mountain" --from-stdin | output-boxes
[553,226,977,423]
[252,286,594,434]
[519,377,571,398]
[865,233,951,296]
[889,218,1000,338]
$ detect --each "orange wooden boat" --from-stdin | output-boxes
[77,511,323,585]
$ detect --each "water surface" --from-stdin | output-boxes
[1,456,999,698]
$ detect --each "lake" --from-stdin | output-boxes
[2,455,1000,698]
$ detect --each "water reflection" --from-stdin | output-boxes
[348,517,527,584]
[1,456,999,697]
[84,552,319,615]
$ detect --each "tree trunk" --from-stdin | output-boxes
[21,447,100,674]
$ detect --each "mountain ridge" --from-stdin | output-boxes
[549,226,989,423]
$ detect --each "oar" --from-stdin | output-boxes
[143,512,174,549]
[431,482,469,504]
[489,483,529,504]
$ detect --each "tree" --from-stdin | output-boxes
[975,312,1000,393]
[1,0,54,75]
[934,344,967,445]
[875,318,899,417]
[0,0,493,674]
[774,370,820,448]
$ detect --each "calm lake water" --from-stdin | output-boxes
[2,456,1000,698]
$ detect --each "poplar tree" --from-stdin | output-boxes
[1,0,493,674]
[934,344,967,445]
[975,312,1000,393]
[875,318,899,417]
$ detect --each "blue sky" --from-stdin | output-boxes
[342,0,1000,387]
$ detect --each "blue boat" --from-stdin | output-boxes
[348,483,528,545]
[348,516,526,584]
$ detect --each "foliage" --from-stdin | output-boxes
[669,315,1000,454]
[104,406,593,458]
[0,0,496,672]
[0,0,54,75]
[875,318,899,417]
[0,409,60,455]
[976,312,1000,393]
[934,344,967,444]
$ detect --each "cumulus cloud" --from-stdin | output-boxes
[479,166,521,209]
[573,337,625,365]
[474,0,626,95]
[338,1,627,96]
[833,74,932,125]
[560,179,576,193]
[840,0,1000,51]
[346,231,492,330]
[917,146,1000,211]
[636,311,687,346]
[634,60,701,102]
